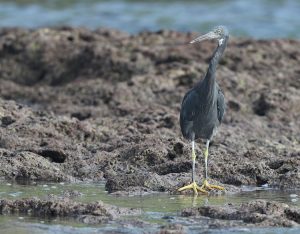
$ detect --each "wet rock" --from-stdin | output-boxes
[0,150,70,181]
[0,198,140,224]
[77,215,109,224]
[181,200,300,227]
[158,224,186,234]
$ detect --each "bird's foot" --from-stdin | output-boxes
[200,179,225,193]
[178,181,208,195]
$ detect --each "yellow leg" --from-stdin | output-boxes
[178,140,208,195]
[178,140,225,195]
[199,140,225,193]
[178,181,208,195]
[200,179,225,192]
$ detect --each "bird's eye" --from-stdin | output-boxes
[215,28,221,34]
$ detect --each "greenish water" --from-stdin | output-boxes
[0,181,299,233]
[0,0,300,38]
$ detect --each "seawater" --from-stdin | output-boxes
[0,0,299,38]
[0,181,299,233]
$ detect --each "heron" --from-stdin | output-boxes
[178,26,229,195]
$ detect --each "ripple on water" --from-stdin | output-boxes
[8,191,23,197]
[0,182,299,233]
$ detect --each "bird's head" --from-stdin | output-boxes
[190,25,229,45]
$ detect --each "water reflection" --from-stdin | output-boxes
[0,181,299,210]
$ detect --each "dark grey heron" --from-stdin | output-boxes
[178,26,229,195]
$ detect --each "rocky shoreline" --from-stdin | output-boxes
[0,197,299,229]
[0,27,299,229]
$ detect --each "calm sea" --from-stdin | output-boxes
[0,0,299,38]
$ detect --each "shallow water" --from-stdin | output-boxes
[0,0,300,38]
[0,181,299,233]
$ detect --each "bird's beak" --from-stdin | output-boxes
[190,31,218,44]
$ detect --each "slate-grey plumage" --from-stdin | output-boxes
[178,26,228,195]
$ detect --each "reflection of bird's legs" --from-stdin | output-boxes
[178,140,208,195]
[200,140,225,192]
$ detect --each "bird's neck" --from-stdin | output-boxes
[209,35,229,71]
[196,35,228,97]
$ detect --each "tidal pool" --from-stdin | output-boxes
[0,181,299,233]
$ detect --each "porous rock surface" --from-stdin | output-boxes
[0,197,140,224]
[0,27,299,194]
[181,199,300,228]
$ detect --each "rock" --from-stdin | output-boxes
[0,198,140,224]
[181,200,300,227]
[158,224,186,234]
[0,28,299,193]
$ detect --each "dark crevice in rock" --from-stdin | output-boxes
[38,149,67,163]
[253,94,274,116]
